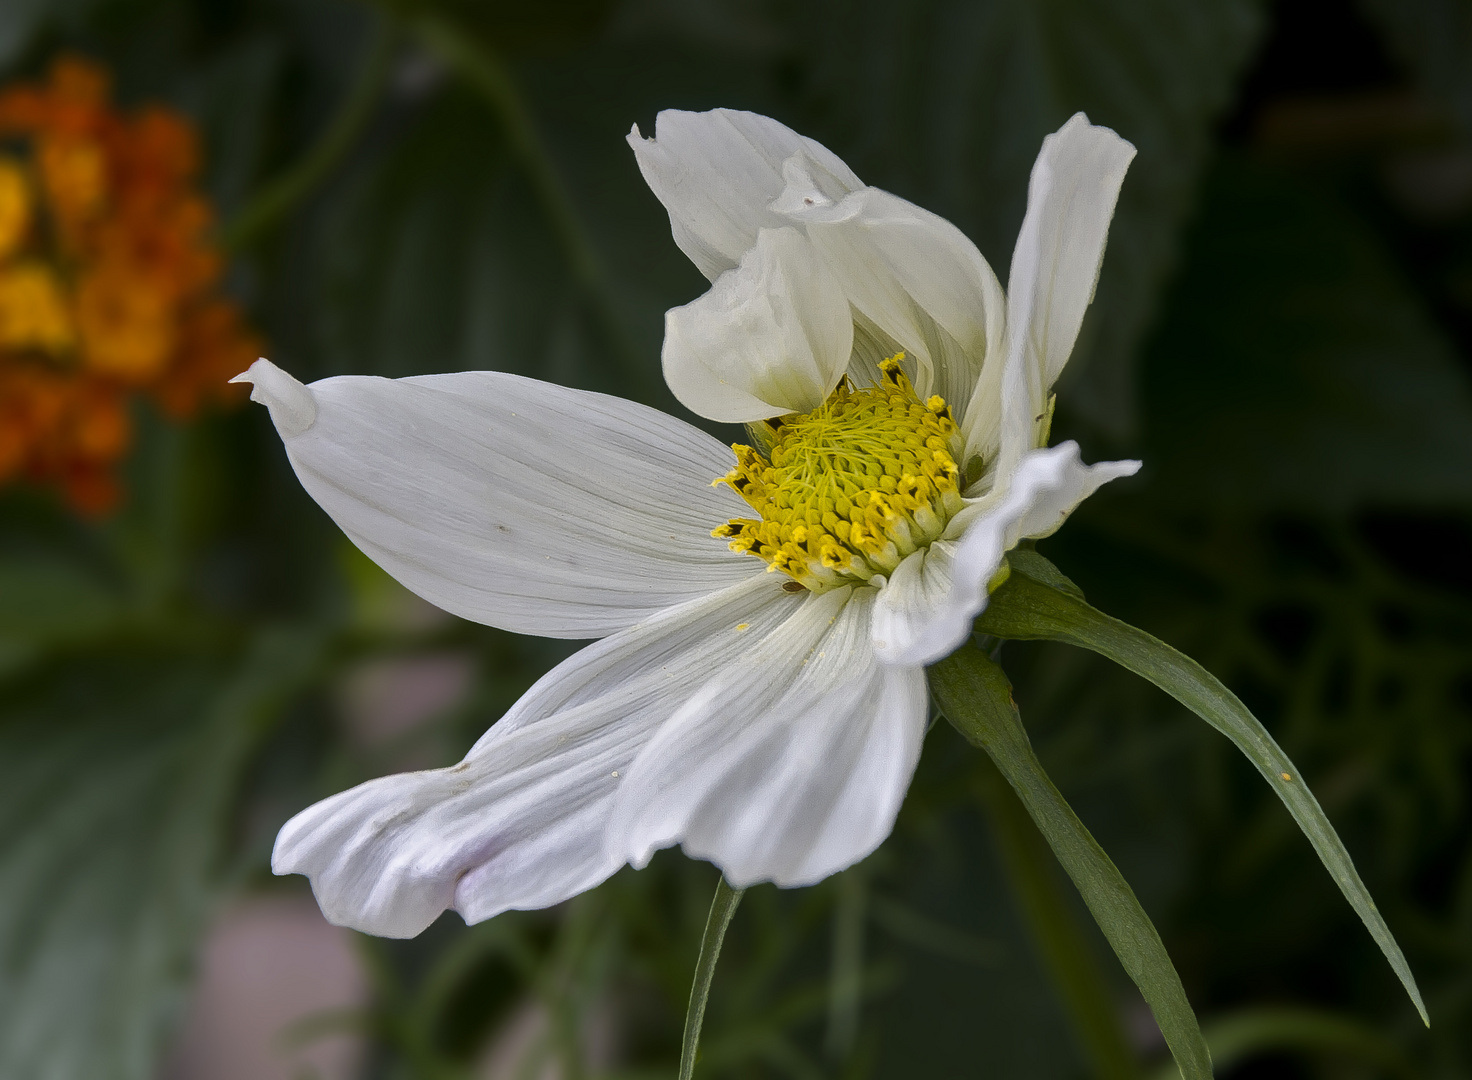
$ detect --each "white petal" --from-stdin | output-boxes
[628,109,862,280]
[608,587,929,888]
[846,310,907,390]
[230,360,314,435]
[875,442,1140,666]
[237,359,758,639]
[787,186,1006,415]
[870,541,957,666]
[272,575,798,937]
[1003,113,1135,428]
[663,228,853,422]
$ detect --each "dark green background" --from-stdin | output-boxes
[1,0,1469,1077]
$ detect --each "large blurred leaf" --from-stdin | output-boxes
[0,558,122,675]
[302,10,773,406]
[311,88,608,386]
[0,630,325,1080]
[297,0,1267,435]
[784,0,1266,437]
[1141,157,1472,510]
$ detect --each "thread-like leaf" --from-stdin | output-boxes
[930,644,1212,1080]
[978,550,1427,1026]
[972,753,1142,1080]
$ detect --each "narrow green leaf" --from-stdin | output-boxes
[930,645,1211,1080]
[980,550,1428,1026]
[974,753,1142,1080]
[679,876,744,1080]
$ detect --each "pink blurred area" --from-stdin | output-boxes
[163,894,366,1080]
[162,645,477,1078]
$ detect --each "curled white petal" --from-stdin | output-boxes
[987,113,1136,459]
[782,186,1006,416]
[663,227,853,422]
[243,360,758,640]
[608,587,929,887]
[272,576,796,937]
[872,442,1140,666]
[628,109,861,281]
[232,359,315,437]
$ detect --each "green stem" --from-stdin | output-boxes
[221,12,397,251]
[974,759,1141,1080]
[978,550,1428,1027]
[410,14,650,399]
[929,642,1211,1080]
[824,864,868,1061]
[680,876,745,1080]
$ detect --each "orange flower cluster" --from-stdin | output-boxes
[0,58,259,513]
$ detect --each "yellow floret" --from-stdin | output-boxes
[712,353,968,592]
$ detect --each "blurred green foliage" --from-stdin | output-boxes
[1,0,1471,1077]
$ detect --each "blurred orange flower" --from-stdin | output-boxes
[0,56,259,513]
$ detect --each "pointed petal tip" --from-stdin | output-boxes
[1059,111,1138,160]
[233,357,317,438]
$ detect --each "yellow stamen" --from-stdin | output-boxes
[712,354,966,592]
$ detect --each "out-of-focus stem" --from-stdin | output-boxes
[410,14,651,400]
[222,12,397,251]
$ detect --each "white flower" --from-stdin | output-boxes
[239,109,1140,938]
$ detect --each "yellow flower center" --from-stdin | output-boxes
[713,354,966,592]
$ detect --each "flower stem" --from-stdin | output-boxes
[978,549,1427,1026]
[930,641,1209,1080]
[974,756,1141,1080]
[679,875,744,1080]
[824,864,868,1061]
[221,10,397,251]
